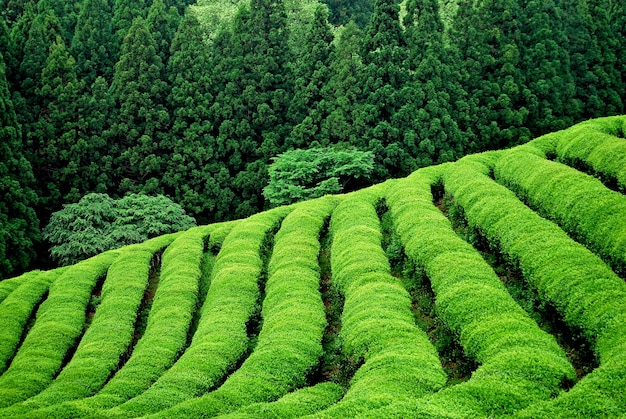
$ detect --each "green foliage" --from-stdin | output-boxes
[264,147,374,207]
[314,196,446,417]
[98,207,290,417]
[147,201,331,417]
[0,251,118,409]
[43,193,196,266]
[443,150,626,418]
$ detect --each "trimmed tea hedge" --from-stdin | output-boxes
[0,250,119,409]
[311,191,446,417]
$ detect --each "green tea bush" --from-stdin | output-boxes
[1,235,177,416]
[553,116,626,191]
[495,146,626,276]
[0,272,32,305]
[0,268,66,375]
[443,155,626,418]
[0,251,118,409]
[311,195,446,417]
[96,207,291,417]
[362,165,575,418]
[146,199,332,418]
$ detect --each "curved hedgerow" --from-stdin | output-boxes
[0,267,67,375]
[310,192,446,417]
[145,199,333,418]
[444,154,626,417]
[495,146,626,276]
[362,165,575,418]
[0,250,119,409]
[553,115,626,191]
[216,382,345,419]
[0,234,179,417]
[0,272,32,305]
[87,207,292,417]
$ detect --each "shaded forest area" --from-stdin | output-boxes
[1,0,625,278]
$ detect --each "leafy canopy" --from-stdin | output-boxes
[264,146,374,207]
[43,193,196,266]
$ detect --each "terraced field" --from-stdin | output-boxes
[1,116,625,418]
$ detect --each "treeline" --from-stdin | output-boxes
[0,0,625,278]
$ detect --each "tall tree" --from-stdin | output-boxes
[162,13,233,223]
[359,0,407,179]
[146,0,180,66]
[109,16,168,194]
[451,0,531,151]
[518,0,577,134]
[71,0,115,84]
[36,0,77,43]
[286,4,334,148]
[0,50,39,279]
[27,36,85,211]
[112,0,146,50]
[398,0,467,169]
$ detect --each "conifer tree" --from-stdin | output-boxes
[518,0,577,134]
[71,0,114,84]
[146,0,180,66]
[163,13,233,223]
[35,0,77,43]
[27,36,85,210]
[287,4,334,148]
[399,0,467,169]
[359,0,407,179]
[110,16,168,194]
[317,21,365,145]
[0,50,39,279]
[112,0,146,49]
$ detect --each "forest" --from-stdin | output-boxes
[1,0,625,278]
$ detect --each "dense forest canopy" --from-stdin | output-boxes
[0,0,624,278]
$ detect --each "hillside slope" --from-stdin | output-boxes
[0,115,625,418]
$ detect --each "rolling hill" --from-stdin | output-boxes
[0,115,625,418]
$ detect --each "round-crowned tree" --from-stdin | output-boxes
[43,193,196,266]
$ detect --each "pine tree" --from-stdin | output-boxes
[0,50,39,279]
[110,16,168,194]
[112,0,146,50]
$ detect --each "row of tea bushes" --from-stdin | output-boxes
[365,165,575,418]
[0,267,67,374]
[444,154,626,417]
[0,271,35,305]
[100,207,293,417]
[311,192,447,417]
[218,382,344,419]
[2,235,179,417]
[0,250,119,409]
[495,146,626,276]
[146,200,333,418]
[553,115,626,191]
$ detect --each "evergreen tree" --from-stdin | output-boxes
[71,0,115,84]
[112,0,146,49]
[287,4,334,148]
[35,0,77,43]
[321,0,374,28]
[209,0,293,218]
[518,0,577,134]
[359,0,407,179]
[146,0,180,66]
[0,50,39,279]
[27,36,85,211]
[317,21,365,145]
[110,16,168,194]
[162,13,234,223]
[451,0,530,151]
[398,0,467,169]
